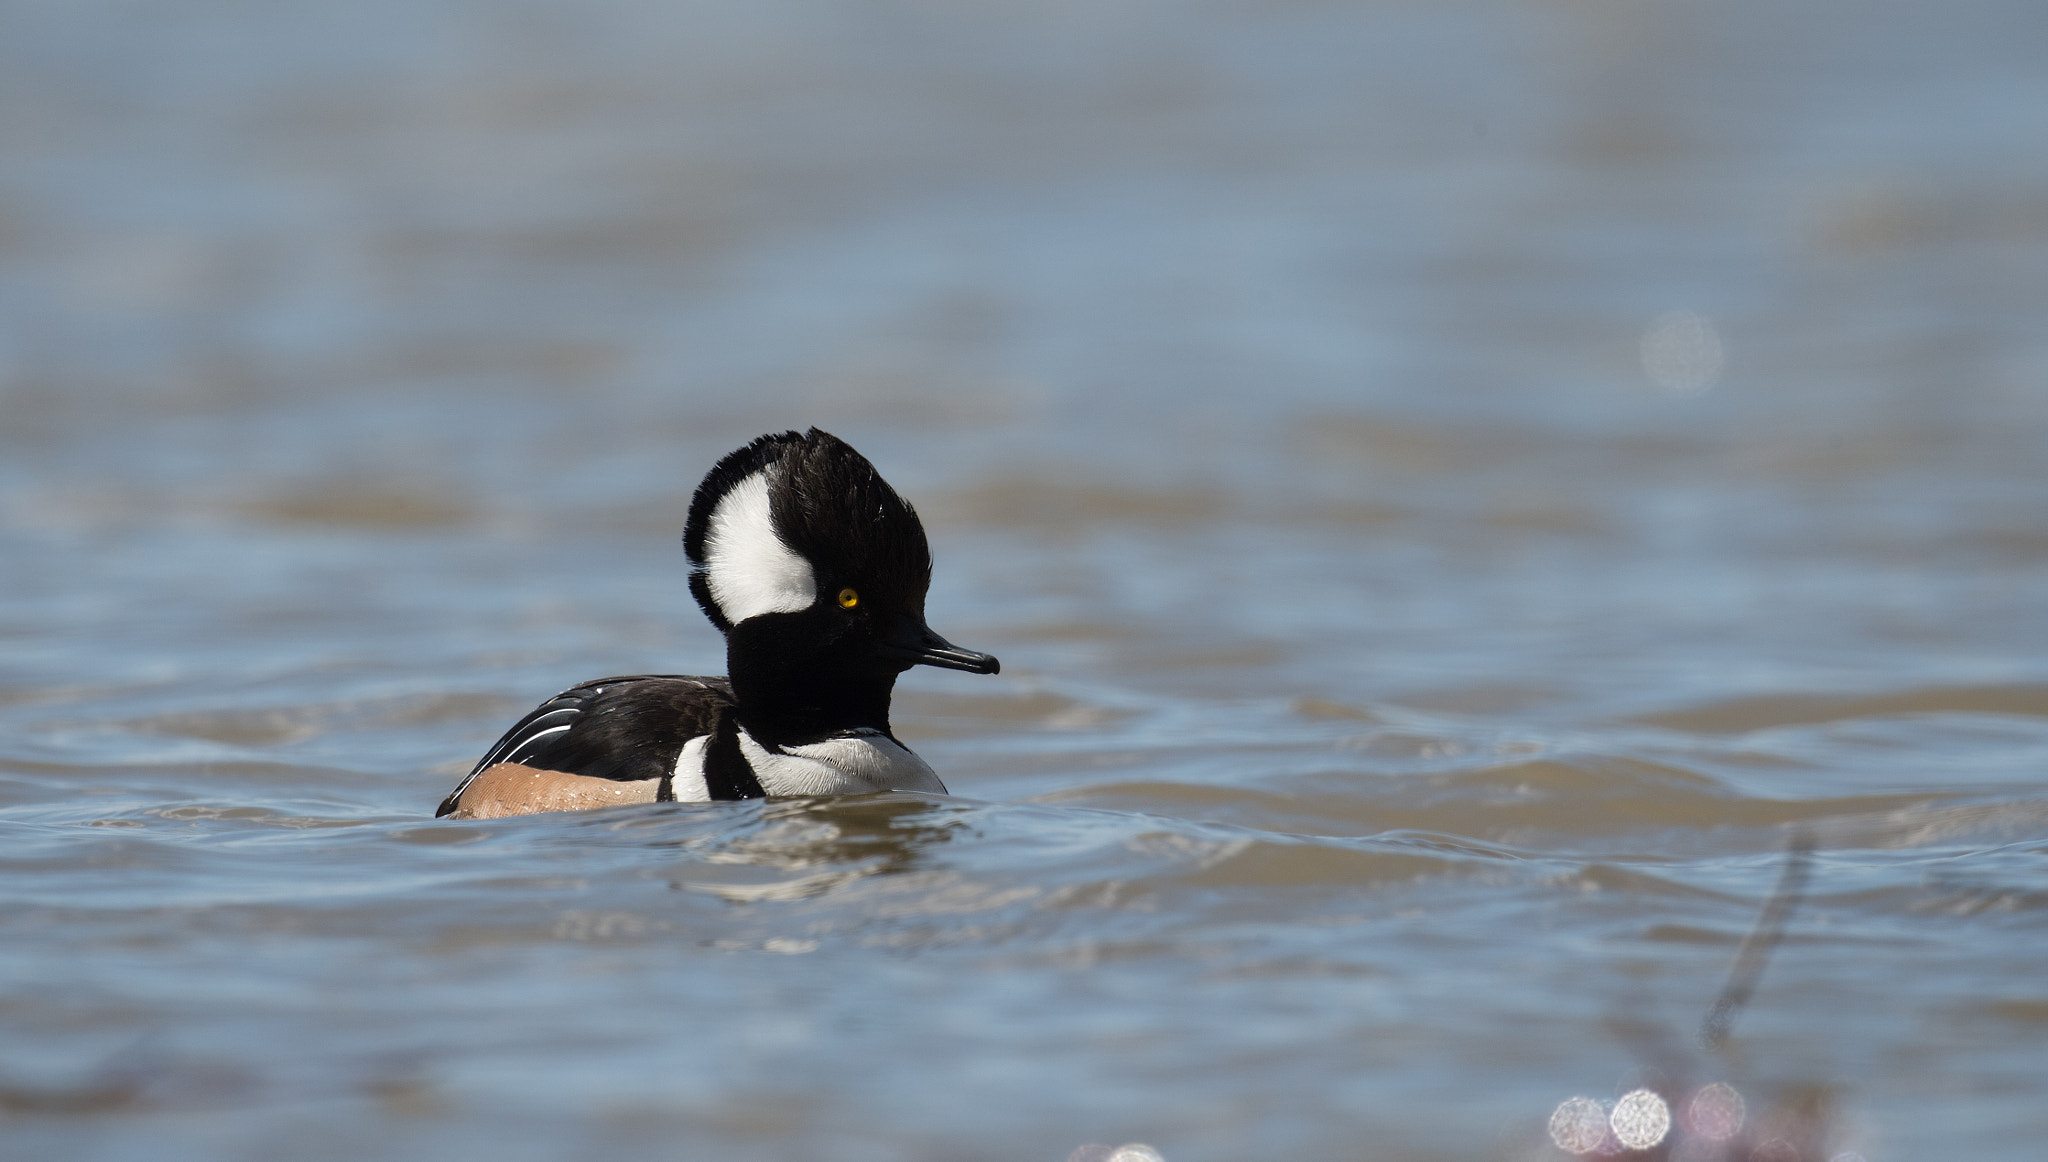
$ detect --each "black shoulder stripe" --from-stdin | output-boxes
[703,712,767,801]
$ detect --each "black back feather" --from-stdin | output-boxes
[435,675,734,816]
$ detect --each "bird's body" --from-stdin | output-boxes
[437,429,997,819]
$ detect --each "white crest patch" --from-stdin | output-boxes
[702,470,816,623]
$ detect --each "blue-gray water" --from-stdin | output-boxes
[4,2,2047,1159]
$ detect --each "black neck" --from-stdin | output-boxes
[724,612,900,748]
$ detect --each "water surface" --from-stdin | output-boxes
[4,1,2047,1159]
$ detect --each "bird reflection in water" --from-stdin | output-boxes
[1066,1145,1166,1162]
[659,792,968,904]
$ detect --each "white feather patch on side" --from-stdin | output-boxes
[669,735,712,802]
[702,469,815,623]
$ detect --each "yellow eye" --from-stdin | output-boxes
[837,588,859,609]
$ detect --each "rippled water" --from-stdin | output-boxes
[5,2,2048,1159]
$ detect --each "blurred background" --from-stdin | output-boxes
[3,1,2046,1159]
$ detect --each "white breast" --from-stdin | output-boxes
[740,729,947,796]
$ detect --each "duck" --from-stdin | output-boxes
[436,428,999,819]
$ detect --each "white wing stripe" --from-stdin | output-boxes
[502,722,573,763]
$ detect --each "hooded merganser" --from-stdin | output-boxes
[436,428,1000,819]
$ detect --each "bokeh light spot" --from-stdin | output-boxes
[1641,309,1725,393]
[1686,1082,1746,1141]
[1610,1088,1671,1150]
[1549,1096,1612,1155]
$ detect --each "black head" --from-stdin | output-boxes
[682,429,998,739]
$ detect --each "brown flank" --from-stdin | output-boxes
[445,763,661,819]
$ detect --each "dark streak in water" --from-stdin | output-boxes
[1702,827,1817,1051]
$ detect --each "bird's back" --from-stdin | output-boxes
[436,676,734,817]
